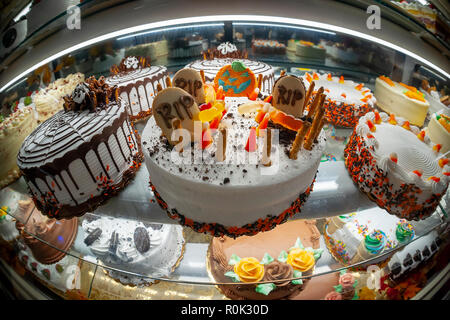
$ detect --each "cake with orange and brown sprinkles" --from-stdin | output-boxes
[344,111,449,220]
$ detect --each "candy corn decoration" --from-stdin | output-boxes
[245,127,257,152]
[390,153,398,163]
[366,119,376,132]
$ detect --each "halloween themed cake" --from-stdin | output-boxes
[17,76,143,219]
[186,42,275,94]
[208,219,323,300]
[374,76,430,127]
[303,72,376,127]
[82,216,185,286]
[142,68,327,237]
[0,106,37,188]
[106,56,168,121]
[344,111,449,220]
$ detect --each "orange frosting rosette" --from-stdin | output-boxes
[286,248,315,272]
[233,257,265,283]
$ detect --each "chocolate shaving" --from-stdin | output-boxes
[63,76,119,112]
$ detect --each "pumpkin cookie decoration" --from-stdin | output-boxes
[214,61,257,97]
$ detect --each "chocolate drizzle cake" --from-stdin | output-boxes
[106,56,168,121]
[17,76,143,219]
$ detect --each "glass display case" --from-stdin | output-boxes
[0,0,449,301]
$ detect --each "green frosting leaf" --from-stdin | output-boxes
[353,279,358,288]
[352,291,359,300]
[255,283,276,296]
[224,271,240,283]
[333,284,343,293]
[231,61,247,72]
[277,250,288,263]
[313,248,324,260]
[228,254,241,266]
[339,269,347,276]
[260,253,274,265]
[291,270,303,285]
[24,96,32,106]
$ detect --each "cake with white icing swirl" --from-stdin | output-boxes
[344,111,449,220]
[17,76,143,219]
[106,56,168,121]
[82,216,185,286]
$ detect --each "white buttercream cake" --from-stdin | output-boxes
[374,76,429,127]
[106,56,168,121]
[345,111,449,220]
[426,106,450,154]
[82,216,185,286]
[303,73,376,127]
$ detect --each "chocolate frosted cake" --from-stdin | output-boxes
[106,56,168,121]
[17,76,143,219]
[208,220,323,300]
[186,42,275,94]
[16,201,78,264]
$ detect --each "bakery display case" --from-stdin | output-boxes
[0,0,449,301]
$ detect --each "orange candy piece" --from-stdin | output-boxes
[313,73,319,80]
[412,170,422,177]
[380,75,395,87]
[367,120,376,132]
[256,114,270,136]
[402,121,411,130]
[388,114,397,125]
[327,74,332,81]
[433,144,442,153]
[339,76,345,84]
[417,130,426,141]
[428,176,440,183]
[270,110,303,132]
[438,158,449,168]
[404,90,426,102]
[355,83,364,91]
[305,73,313,83]
[374,111,381,124]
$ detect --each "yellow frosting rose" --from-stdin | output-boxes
[286,248,315,272]
[234,257,265,283]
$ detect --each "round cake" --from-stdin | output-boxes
[375,76,429,127]
[324,210,415,266]
[303,72,376,127]
[186,59,275,94]
[142,69,326,237]
[295,41,326,61]
[208,219,323,300]
[426,107,450,154]
[17,76,143,219]
[16,202,78,265]
[0,106,37,188]
[82,216,185,286]
[344,111,449,220]
[252,40,286,55]
[106,56,168,121]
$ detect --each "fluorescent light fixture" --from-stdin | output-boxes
[117,23,224,41]
[13,2,32,23]
[1,15,449,93]
[234,22,336,35]
[416,0,429,5]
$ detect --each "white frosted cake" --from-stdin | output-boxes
[303,73,376,127]
[34,73,85,122]
[0,106,37,188]
[142,67,326,237]
[426,106,450,154]
[106,56,168,121]
[82,216,185,286]
[374,76,429,127]
[295,41,326,61]
[17,76,143,219]
[0,206,19,243]
[345,111,449,220]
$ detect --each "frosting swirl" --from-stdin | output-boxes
[263,261,294,286]
[364,230,387,254]
[396,221,415,243]
[286,248,315,272]
[234,257,265,283]
[339,272,355,288]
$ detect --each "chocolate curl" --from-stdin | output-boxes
[306,87,324,118]
[289,121,311,160]
[200,70,206,83]
[166,77,172,88]
[262,128,272,166]
[216,128,227,162]
[303,81,315,111]
[257,74,263,91]
[304,99,325,151]
[156,83,163,93]
[172,119,183,152]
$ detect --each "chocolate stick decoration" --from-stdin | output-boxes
[257,74,263,91]
[304,97,326,151]
[262,128,272,166]
[200,70,206,83]
[306,87,324,118]
[166,77,172,88]
[303,81,315,111]
[289,121,311,160]
[216,128,227,162]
